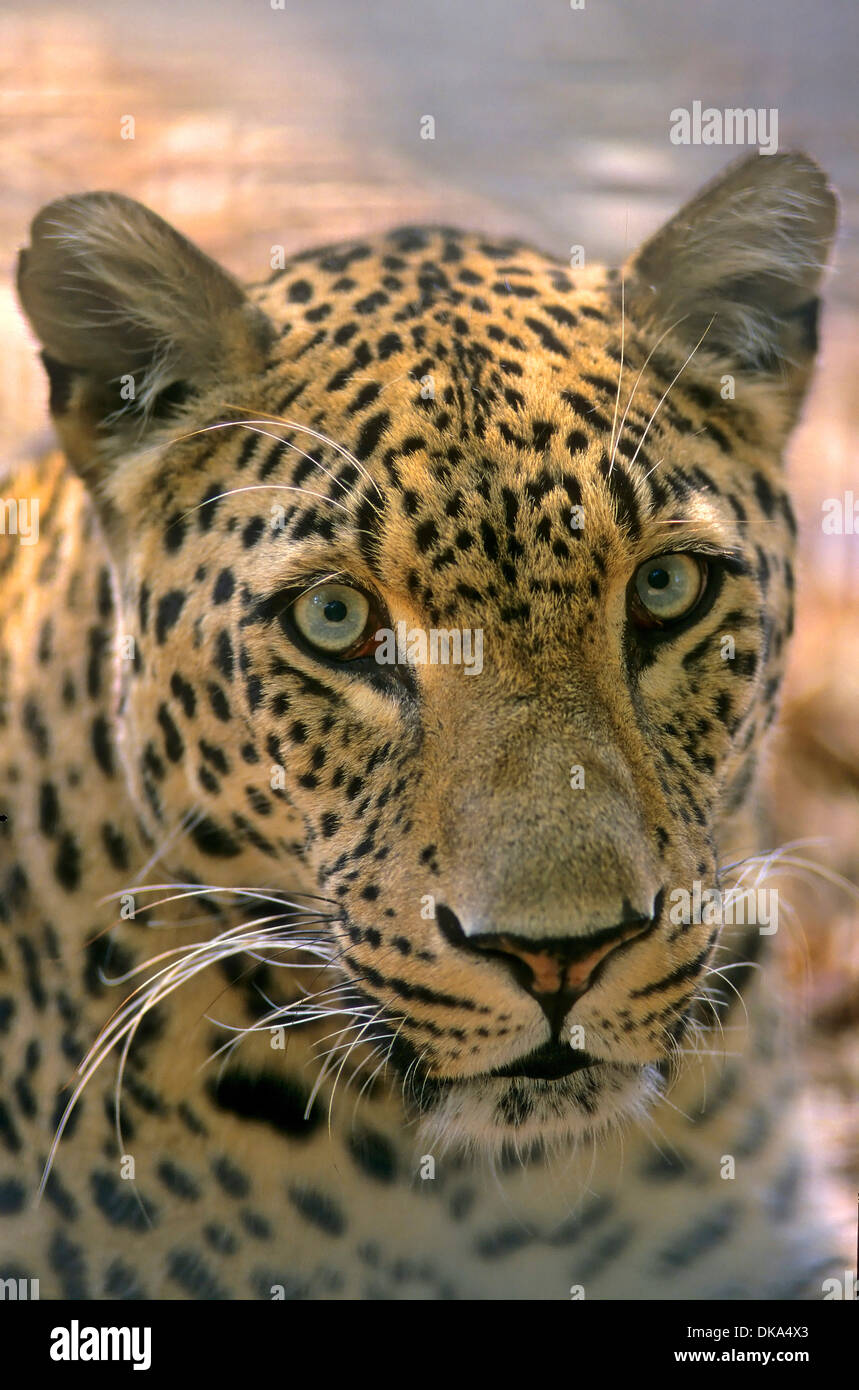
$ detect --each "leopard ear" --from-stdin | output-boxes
[624,152,837,397]
[17,192,274,477]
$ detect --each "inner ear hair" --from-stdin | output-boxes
[624,151,837,381]
[17,190,274,467]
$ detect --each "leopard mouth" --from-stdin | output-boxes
[489,1040,600,1081]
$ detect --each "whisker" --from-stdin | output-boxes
[221,406,385,504]
[626,317,716,472]
[608,251,626,472]
[607,313,690,469]
[99,881,338,911]
[128,805,207,889]
[37,913,346,1198]
[180,476,351,517]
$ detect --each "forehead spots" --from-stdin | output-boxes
[128,228,778,738]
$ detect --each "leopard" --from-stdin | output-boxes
[0,149,848,1300]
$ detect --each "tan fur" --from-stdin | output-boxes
[0,153,848,1299]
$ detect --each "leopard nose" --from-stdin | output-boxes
[436,901,660,1031]
[474,918,651,997]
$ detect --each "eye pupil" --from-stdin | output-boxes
[633,553,707,628]
[291,583,373,657]
[323,599,348,623]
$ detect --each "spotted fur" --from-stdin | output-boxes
[0,153,847,1299]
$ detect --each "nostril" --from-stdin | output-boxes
[435,903,469,950]
[436,903,542,1001]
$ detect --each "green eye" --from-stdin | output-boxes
[292,583,372,655]
[632,553,707,625]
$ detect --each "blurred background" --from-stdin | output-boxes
[1,0,856,1196]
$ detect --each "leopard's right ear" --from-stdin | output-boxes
[17,192,274,480]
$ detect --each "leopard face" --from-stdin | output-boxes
[16,152,835,1156]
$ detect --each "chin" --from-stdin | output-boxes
[411,1059,665,1162]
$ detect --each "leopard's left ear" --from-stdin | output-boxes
[624,152,837,401]
[17,192,274,481]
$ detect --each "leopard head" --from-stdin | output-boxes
[18,152,836,1153]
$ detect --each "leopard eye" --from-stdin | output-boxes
[632,553,707,626]
[292,583,373,656]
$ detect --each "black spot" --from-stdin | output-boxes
[157,1159,202,1201]
[197,481,225,531]
[378,332,403,359]
[156,591,186,643]
[170,672,197,717]
[210,1069,321,1138]
[524,470,555,506]
[654,1203,738,1272]
[475,1225,533,1258]
[91,714,115,776]
[243,516,266,548]
[752,471,777,517]
[349,382,382,413]
[523,316,567,355]
[22,698,50,756]
[54,832,81,891]
[199,740,229,774]
[288,279,313,303]
[566,429,588,456]
[479,520,499,561]
[348,1128,398,1183]
[91,1171,158,1230]
[641,1148,697,1182]
[155,704,183,763]
[165,512,186,552]
[37,618,53,663]
[190,815,242,858]
[356,411,390,459]
[49,1231,90,1298]
[288,1185,347,1236]
[43,1168,78,1221]
[245,675,263,711]
[101,823,130,871]
[104,1260,147,1300]
[0,1178,26,1213]
[215,630,235,680]
[599,456,640,538]
[38,781,60,837]
[86,625,109,698]
[211,1156,251,1199]
[204,1223,238,1255]
[561,389,610,430]
[167,1248,230,1299]
[208,683,231,722]
[415,519,439,552]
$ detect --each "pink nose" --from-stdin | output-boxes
[473,918,652,1001]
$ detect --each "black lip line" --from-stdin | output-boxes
[489,1042,601,1081]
